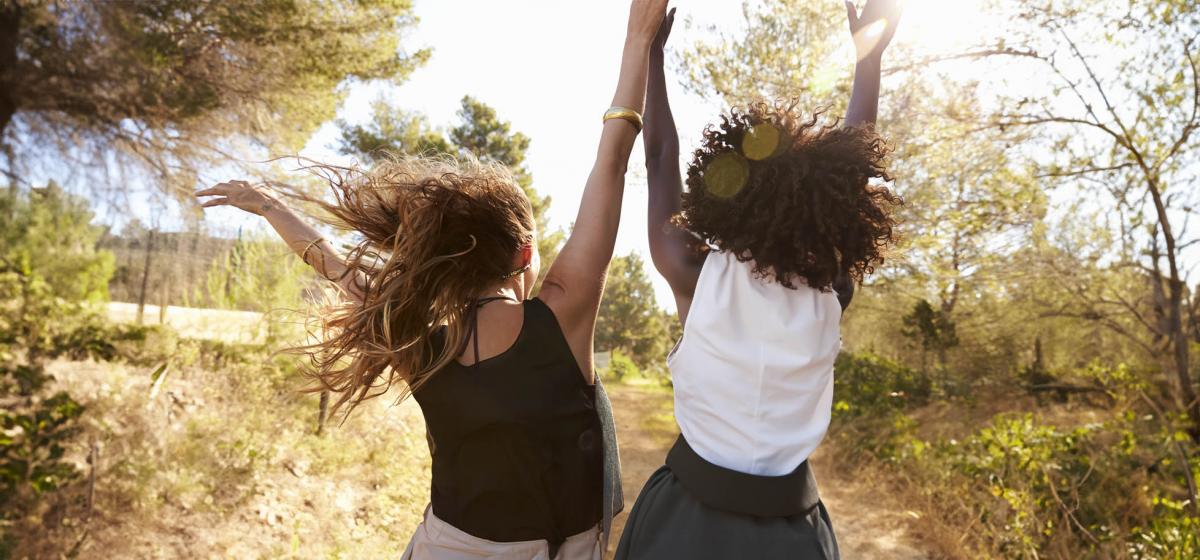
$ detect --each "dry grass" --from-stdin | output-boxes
[20,306,938,559]
[30,356,431,559]
[106,302,267,344]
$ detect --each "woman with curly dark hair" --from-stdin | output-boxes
[615,2,903,559]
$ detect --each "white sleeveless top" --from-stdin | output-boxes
[669,250,842,476]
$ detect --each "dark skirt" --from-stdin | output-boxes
[614,445,840,560]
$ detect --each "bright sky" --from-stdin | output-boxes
[123,0,1004,312]
[294,0,750,311]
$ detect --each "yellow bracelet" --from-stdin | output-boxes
[603,106,643,133]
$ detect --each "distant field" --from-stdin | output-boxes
[106,302,266,343]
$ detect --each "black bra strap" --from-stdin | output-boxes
[469,296,518,367]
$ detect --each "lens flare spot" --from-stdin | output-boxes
[703,152,749,198]
[853,19,890,62]
[742,123,782,161]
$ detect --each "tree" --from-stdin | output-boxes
[0,183,115,358]
[682,1,1049,380]
[336,102,452,164]
[595,253,672,373]
[0,183,114,303]
[882,84,1046,375]
[901,299,959,374]
[681,0,848,107]
[201,234,311,342]
[988,0,1200,437]
[1,0,428,196]
[338,96,564,276]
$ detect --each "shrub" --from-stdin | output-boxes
[0,363,85,549]
[604,350,642,383]
[833,351,931,419]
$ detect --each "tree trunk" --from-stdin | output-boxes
[1189,284,1199,344]
[1168,280,1200,440]
[0,2,20,142]
[159,272,169,325]
[136,230,155,324]
[317,391,330,436]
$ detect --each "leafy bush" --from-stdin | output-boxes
[0,184,115,362]
[833,351,931,419]
[829,355,1200,558]
[0,363,85,550]
[938,414,1135,556]
[603,350,642,383]
[872,409,1198,559]
[199,235,312,342]
[1129,497,1200,559]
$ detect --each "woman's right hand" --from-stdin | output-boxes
[195,180,282,216]
[627,0,670,44]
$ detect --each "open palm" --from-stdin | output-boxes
[846,0,904,59]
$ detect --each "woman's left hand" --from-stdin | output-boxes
[651,7,676,57]
[845,0,904,60]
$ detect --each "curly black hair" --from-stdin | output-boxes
[678,101,901,291]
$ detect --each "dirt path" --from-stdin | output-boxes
[606,384,928,560]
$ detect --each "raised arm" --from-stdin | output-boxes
[195,180,366,304]
[644,8,704,323]
[843,0,902,128]
[540,0,668,373]
[837,0,902,309]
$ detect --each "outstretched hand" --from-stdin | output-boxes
[845,0,904,60]
[195,180,280,216]
[627,0,670,43]
[651,7,676,55]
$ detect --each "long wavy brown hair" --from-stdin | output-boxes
[294,155,534,418]
[679,101,901,290]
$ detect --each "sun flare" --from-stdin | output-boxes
[898,0,992,55]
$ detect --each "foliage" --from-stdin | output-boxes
[602,349,642,383]
[0,368,84,506]
[0,184,114,304]
[3,0,428,196]
[681,0,848,106]
[900,299,960,374]
[101,224,234,309]
[830,352,1200,559]
[16,336,432,558]
[595,253,674,375]
[200,234,311,341]
[832,351,931,419]
[0,184,115,357]
[989,0,1200,436]
[0,361,85,554]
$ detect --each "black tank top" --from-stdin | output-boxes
[413,297,603,545]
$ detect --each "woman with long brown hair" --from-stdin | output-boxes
[195,1,669,557]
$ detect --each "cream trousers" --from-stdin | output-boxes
[402,505,602,560]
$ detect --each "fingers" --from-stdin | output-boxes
[194,185,226,197]
[200,198,229,208]
[195,180,251,198]
[845,1,859,29]
[654,6,676,44]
